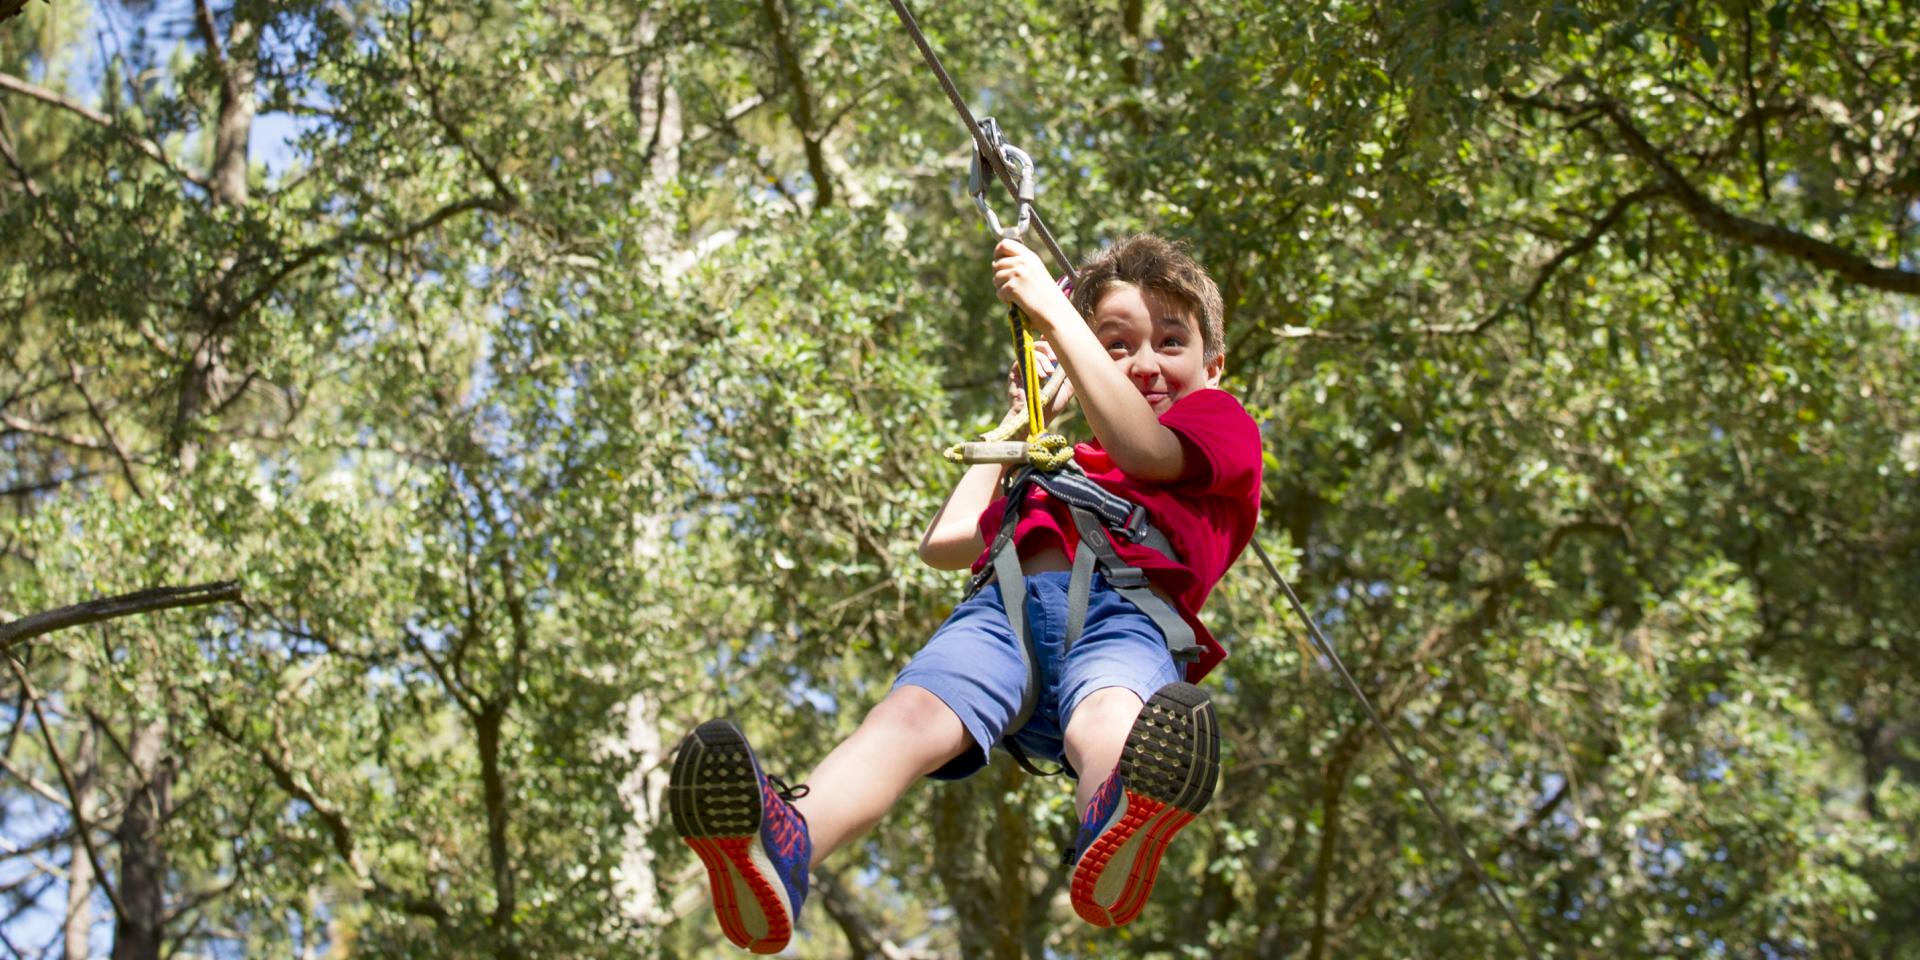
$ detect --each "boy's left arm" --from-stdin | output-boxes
[992,239,1188,482]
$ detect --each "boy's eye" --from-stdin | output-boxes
[1106,340,1128,352]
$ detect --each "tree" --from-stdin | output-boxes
[3,0,1916,957]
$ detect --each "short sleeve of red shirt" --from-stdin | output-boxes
[973,388,1263,682]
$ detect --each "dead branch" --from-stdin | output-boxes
[0,581,242,652]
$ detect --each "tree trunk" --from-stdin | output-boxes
[64,722,96,960]
[931,763,1030,959]
[209,18,256,208]
[628,12,682,189]
[118,14,259,951]
[172,8,257,465]
[476,703,520,959]
[613,691,668,924]
[111,715,171,960]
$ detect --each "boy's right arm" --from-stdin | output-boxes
[917,461,1004,570]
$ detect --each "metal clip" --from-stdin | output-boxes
[968,117,1035,240]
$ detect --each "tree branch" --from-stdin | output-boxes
[1516,185,1666,310]
[0,752,71,807]
[64,358,144,498]
[224,195,511,321]
[192,0,230,79]
[0,72,211,191]
[1,410,110,452]
[0,470,97,499]
[195,693,452,926]
[1510,88,1920,296]
[0,581,242,652]
[759,0,834,211]
[812,867,881,959]
[5,656,128,925]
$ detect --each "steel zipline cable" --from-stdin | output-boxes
[882,0,1080,285]
[1247,544,1542,960]
[881,2,1543,957]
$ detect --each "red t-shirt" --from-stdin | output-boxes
[972,388,1263,682]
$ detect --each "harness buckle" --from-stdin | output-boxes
[1119,506,1152,544]
[1102,566,1151,590]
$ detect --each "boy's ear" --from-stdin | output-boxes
[1205,351,1225,388]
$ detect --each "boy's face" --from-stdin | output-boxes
[1090,284,1223,415]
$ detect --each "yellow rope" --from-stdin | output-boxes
[941,306,1074,468]
[1008,305,1074,471]
[1016,311,1044,439]
[1026,432,1074,470]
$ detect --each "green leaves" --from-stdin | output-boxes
[3,0,1918,955]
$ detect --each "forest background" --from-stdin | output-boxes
[0,0,1915,957]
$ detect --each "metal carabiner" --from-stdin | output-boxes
[968,117,1035,240]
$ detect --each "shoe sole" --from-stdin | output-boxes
[669,719,794,955]
[1071,682,1220,928]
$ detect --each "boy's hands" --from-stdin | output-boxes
[992,239,1074,329]
[1007,340,1076,428]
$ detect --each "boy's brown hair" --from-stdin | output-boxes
[1070,234,1226,363]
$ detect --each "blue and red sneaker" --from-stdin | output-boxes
[669,719,812,955]
[1069,681,1220,928]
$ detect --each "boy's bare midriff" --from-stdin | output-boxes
[1022,545,1073,573]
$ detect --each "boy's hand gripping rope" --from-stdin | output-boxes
[945,119,1073,471]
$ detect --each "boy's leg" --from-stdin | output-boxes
[791,684,973,866]
[1061,686,1146,814]
[668,687,972,955]
[672,579,1030,953]
[1062,681,1220,928]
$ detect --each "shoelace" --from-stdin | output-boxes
[762,774,812,861]
[766,774,810,802]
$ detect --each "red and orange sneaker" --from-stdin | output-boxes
[669,720,812,955]
[1069,682,1220,928]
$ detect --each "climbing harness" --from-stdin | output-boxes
[965,463,1199,777]
[885,2,1544,955]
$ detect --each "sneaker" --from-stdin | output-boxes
[669,719,812,955]
[1069,681,1220,928]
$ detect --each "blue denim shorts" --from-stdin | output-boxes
[894,571,1181,780]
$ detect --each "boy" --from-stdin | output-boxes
[669,234,1262,953]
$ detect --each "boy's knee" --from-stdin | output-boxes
[866,685,963,737]
[1065,686,1146,743]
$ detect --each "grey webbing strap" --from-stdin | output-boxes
[1063,542,1097,653]
[991,536,1040,737]
[1066,505,1201,665]
[1138,525,1178,563]
[989,535,1068,778]
[965,467,1033,599]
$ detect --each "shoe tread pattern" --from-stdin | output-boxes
[1072,682,1220,928]
[669,719,792,955]
[670,719,763,838]
[1119,681,1219,814]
